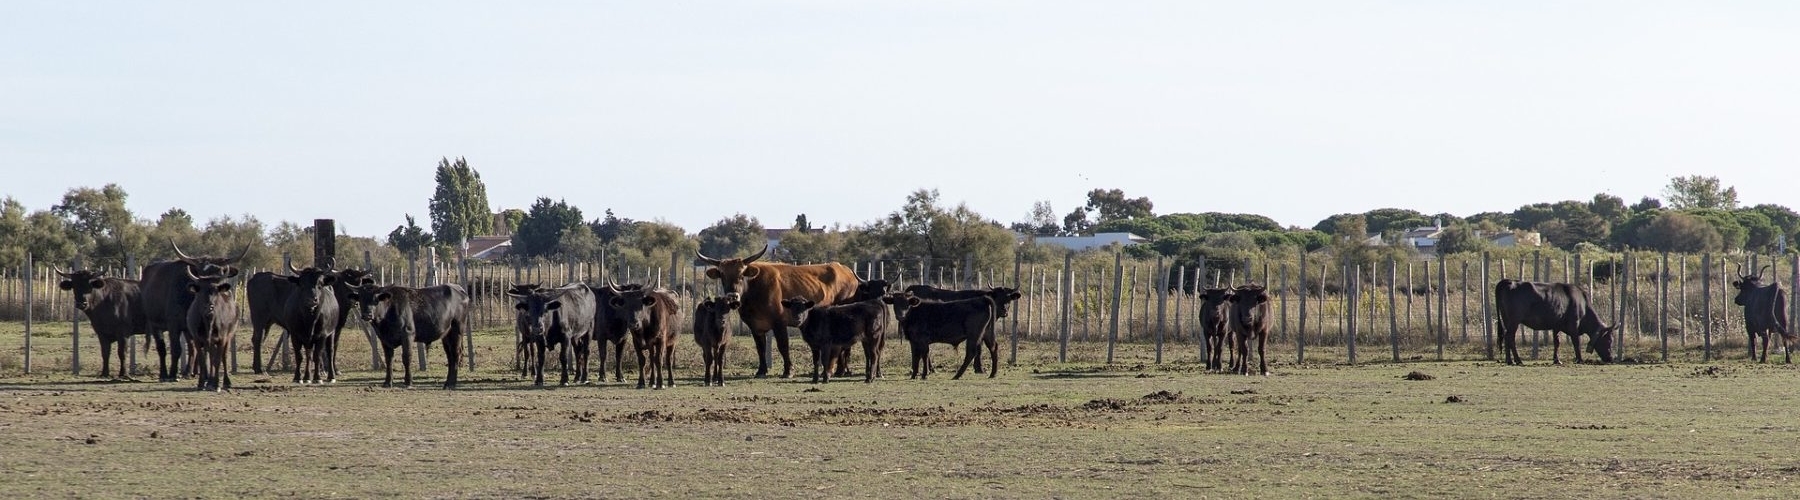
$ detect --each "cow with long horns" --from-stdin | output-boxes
[696,246,861,378]
[276,264,340,385]
[184,267,239,391]
[140,241,246,381]
[1732,264,1795,363]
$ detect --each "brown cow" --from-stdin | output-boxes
[608,287,680,389]
[1228,284,1271,376]
[698,246,860,378]
[692,296,740,386]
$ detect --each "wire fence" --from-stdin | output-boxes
[4,248,1797,376]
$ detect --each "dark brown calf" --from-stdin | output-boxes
[1228,285,1271,376]
[693,296,740,386]
[1198,288,1233,372]
[609,287,680,389]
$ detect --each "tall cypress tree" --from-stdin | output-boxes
[428,156,493,247]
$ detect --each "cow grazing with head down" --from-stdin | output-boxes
[781,295,890,384]
[588,282,646,383]
[896,295,998,380]
[608,287,680,389]
[140,242,246,381]
[276,264,340,385]
[1732,265,1795,363]
[1228,285,1271,376]
[902,285,1021,376]
[1494,279,1615,365]
[1197,287,1234,372]
[58,269,160,380]
[349,282,471,388]
[510,284,597,387]
[698,246,861,378]
[184,268,239,391]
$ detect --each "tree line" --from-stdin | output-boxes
[3,162,1790,279]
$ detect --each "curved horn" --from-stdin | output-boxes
[743,245,768,264]
[55,267,74,278]
[171,238,195,262]
[227,243,250,264]
[695,250,722,266]
[1758,265,1771,281]
[286,262,301,275]
[184,264,200,281]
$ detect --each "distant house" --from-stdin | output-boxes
[765,228,793,251]
[1368,221,1542,251]
[1029,232,1148,252]
[1487,231,1542,248]
[465,235,513,260]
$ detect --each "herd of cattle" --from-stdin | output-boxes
[48,243,1797,392]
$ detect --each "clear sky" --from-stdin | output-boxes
[4,2,1796,238]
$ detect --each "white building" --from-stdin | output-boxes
[1029,232,1148,252]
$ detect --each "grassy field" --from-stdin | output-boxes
[2,321,1800,499]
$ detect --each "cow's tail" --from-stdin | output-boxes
[1778,288,1796,346]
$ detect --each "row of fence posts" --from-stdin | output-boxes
[10,248,1800,375]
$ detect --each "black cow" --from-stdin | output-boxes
[781,296,890,384]
[506,283,542,377]
[1228,285,1272,376]
[896,295,998,380]
[1731,265,1796,363]
[184,268,238,392]
[510,284,597,387]
[901,285,1021,376]
[323,268,375,381]
[349,283,471,388]
[587,282,646,383]
[608,287,680,389]
[1197,287,1234,372]
[139,242,246,380]
[277,265,340,385]
[693,296,740,386]
[57,269,161,380]
[245,271,295,375]
[1494,279,1615,365]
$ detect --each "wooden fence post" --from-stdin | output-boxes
[23,252,32,374]
[1481,251,1492,361]
[1702,253,1712,361]
[1296,250,1307,364]
[1106,250,1123,364]
[1346,263,1358,365]
[1059,251,1072,363]
[1388,258,1400,362]
[1154,256,1167,364]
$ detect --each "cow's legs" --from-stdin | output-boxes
[443,332,461,390]
[750,329,772,378]
[863,338,878,384]
[985,334,1000,378]
[1551,332,1563,365]
[911,340,929,380]
[1257,333,1268,376]
[952,338,981,380]
[613,339,628,382]
[773,326,794,379]
[402,339,416,388]
[250,324,268,374]
[327,332,341,383]
[381,344,396,388]
[1761,332,1772,363]
[533,342,547,387]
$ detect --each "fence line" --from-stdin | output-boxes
[4,249,1795,375]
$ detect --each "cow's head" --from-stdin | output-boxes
[334,268,375,291]
[850,279,891,302]
[608,288,663,333]
[697,246,767,301]
[184,267,235,311]
[985,287,1023,318]
[883,292,914,322]
[1588,325,1617,363]
[171,239,247,279]
[280,263,337,314]
[346,283,392,324]
[1732,264,1772,305]
[1227,285,1270,323]
[695,296,741,332]
[777,297,815,328]
[56,268,109,311]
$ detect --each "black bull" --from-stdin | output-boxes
[1732,265,1796,363]
[1494,279,1615,365]
[139,243,246,381]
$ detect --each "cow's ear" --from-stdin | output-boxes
[705,268,722,280]
[321,275,335,285]
[907,297,921,307]
[546,301,562,311]
[188,284,201,294]
[741,266,761,279]
[346,292,359,301]
[1007,292,1022,300]
[641,295,657,306]
[515,302,528,311]
[58,280,74,290]
[1255,294,1268,304]
[224,267,240,278]
[609,297,625,309]
[360,277,375,286]
[217,283,233,293]
[90,279,106,289]
[375,292,391,302]
[1226,294,1239,303]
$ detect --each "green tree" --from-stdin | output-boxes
[1084,188,1154,223]
[387,214,434,259]
[512,198,583,260]
[497,208,526,236]
[51,184,145,268]
[775,228,846,263]
[618,219,694,272]
[1590,193,1628,223]
[1631,197,1664,212]
[427,156,493,246]
[696,214,767,260]
[0,198,31,268]
[589,208,636,245]
[1637,212,1723,253]
[865,189,1016,271]
[1435,224,1491,255]
[793,213,813,233]
[1663,175,1738,210]
[1011,201,1060,236]
[1061,206,1093,235]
